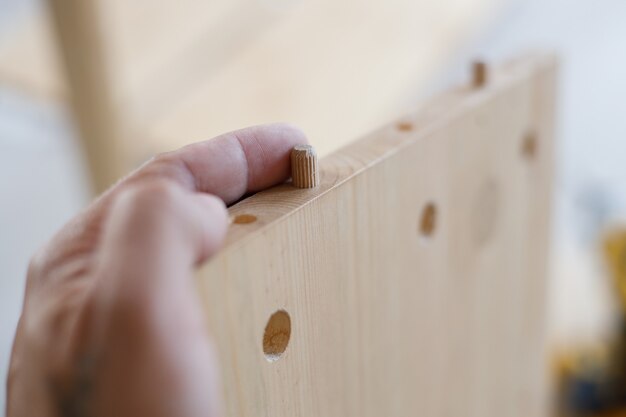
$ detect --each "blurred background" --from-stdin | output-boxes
[1,0,626,414]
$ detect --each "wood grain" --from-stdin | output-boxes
[2,0,499,192]
[196,52,558,417]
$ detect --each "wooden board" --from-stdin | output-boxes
[147,0,501,158]
[2,0,500,192]
[195,52,558,417]
[0,8,65,101]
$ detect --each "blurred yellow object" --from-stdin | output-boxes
[604,228,626,312]
[553,344,611,378]
[553,227,626,416]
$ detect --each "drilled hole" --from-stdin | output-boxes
[522,132,538,159]
[419,202,437,238]
[233,214,257,224]
[396,121,414,132]
[263,310,291,362]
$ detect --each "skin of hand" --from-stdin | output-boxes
[6,124,307,417]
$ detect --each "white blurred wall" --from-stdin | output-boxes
[464,0,626,347]
[0,88,89,414]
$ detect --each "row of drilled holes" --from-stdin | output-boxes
[242,121,537,362]
[259,201,436,362]
[398,121,538,158]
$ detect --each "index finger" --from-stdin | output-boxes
[130,123,308,204]
[30,124,307,283]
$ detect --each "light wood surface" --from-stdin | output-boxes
[0,8,65,101]
[196,52,558,417]
[148,0,501,158]
[2,0,500,192]
[48,0,127,192]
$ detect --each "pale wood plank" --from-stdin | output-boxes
[0,9,65,101]
[2,1,499,192]
[149,0,501,158]
[196,52,558,417]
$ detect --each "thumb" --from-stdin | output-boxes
[88,178,227,417]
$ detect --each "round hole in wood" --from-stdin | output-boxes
[522,132,538,159]
[419,202,437,238]
[233,214,257,224]
[263,310,291,362]
[396,121,414,132]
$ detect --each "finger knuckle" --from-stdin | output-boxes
[121,178,181,208]
[26,252,45,285]
[138,152,186,182]
[25,243,57,287]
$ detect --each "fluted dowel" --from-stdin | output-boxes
[291,145,319,188]
[472,60,488,88]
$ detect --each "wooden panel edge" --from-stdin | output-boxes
[222,51,558,250]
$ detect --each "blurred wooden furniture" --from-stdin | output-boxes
[0,0,500,192]
[0,9,65,101]
[200,52,557,417]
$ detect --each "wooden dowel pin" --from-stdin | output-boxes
[472,60,488,88]
[291,145,319,188]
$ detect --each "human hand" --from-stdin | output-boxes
[6,124,307,417]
